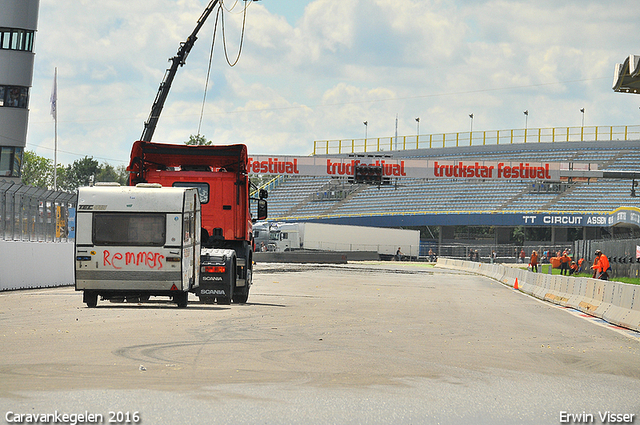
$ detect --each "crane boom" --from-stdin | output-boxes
[140,0,221,142]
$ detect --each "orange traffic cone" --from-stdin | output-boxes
[514,278,519,290]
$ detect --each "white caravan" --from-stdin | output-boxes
[75,184,201,308]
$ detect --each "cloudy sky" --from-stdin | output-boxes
[26,0,640,167]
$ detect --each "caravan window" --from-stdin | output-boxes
[93,213,165,246]
[183,212,195,243]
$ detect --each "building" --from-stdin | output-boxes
[255,132,640,257]
[0,0,39,181]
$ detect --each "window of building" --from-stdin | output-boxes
[0,86,29,108]
[0,147,22,178]
[1,30,10,49]
[0,147,11,176]
[0,28,35,52]
[13,147,22,176]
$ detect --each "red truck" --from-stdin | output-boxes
[128,140,267,304]
[126,1,266,303]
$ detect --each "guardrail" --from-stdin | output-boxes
[436,258,640,332]
[313,125,640,155]
[0,180,76,242]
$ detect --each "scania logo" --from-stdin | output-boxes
[202,276,223,281]
[201,289,226,295]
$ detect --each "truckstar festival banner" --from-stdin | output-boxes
[247,156,593,182]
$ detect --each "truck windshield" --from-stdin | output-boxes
[172,182,209,204]
[93,213,166,246]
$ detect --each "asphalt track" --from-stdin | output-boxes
[1,262,639,425]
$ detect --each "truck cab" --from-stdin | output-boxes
[269,222,301,252]
[127,141,267,304]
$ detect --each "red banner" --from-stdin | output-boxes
[247,155,595,182]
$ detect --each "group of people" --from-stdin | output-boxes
[526,248,611,280]
[468,249,480,262]
[466,249,500,263]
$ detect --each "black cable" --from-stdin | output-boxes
[221,0,249,67]
[197,4,223,137]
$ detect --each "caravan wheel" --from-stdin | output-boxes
[84,291,98,308]
[174,292,188,308]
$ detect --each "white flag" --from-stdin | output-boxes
[50,68,57,119]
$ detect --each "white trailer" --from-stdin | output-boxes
[75,184,201,308]
[268,222,420,258]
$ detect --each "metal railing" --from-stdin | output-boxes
[0,180,76,242]
[250,175,284,197]
[313,125,640,155]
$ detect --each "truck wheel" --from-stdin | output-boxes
[233,285,249,304]
[84,291,98,308]
[218,264,235,305]
[233,257,251,304]
[175,292,188,308]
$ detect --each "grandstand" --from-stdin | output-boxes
[259,135,640,251]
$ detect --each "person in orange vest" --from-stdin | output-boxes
[590,255,600,278]
[577,257,585,273]
[594,250,611,280]
[529,250,538,273]
[560,251,571,275]
[569,261,578,275]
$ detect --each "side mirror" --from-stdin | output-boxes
[257,199,267,220]
[259,189,268,199]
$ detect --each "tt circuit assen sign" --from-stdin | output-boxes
[506,208,640,228]
[247,156,592,182]
[521,214,608,227]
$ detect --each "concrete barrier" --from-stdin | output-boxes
[567,277,586,309]
[602,283,636,328]
[254,251,352,264]
[592,281,614,319]
[619,286,640,331]
[435,257,640,332]
[0,241,74,291]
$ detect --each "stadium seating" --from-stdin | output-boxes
[264,141,640,220]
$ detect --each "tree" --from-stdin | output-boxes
[95,163,118,183]
[95,163,129,185]
[185,134,212,146]
[21,151,52,188]
[512,226,525,246]
[22,151,130,191]
[58,156,100,191]
[115,164,129,185]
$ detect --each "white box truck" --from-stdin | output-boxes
[266,222,420,259]
[75,184,201,308]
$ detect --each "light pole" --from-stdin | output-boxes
[523,110,528,142]
[580,108,585,127]
[415,117,420,135]
[469,113,474,132]
[363,121,368,140]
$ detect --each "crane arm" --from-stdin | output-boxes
[140,0,221,142]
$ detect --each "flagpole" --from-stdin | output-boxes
[51,68,57,191]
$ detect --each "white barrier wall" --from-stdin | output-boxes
[0,241,74,291]
[436,258,640,333]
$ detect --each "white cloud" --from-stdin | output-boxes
[25,0,640,167]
